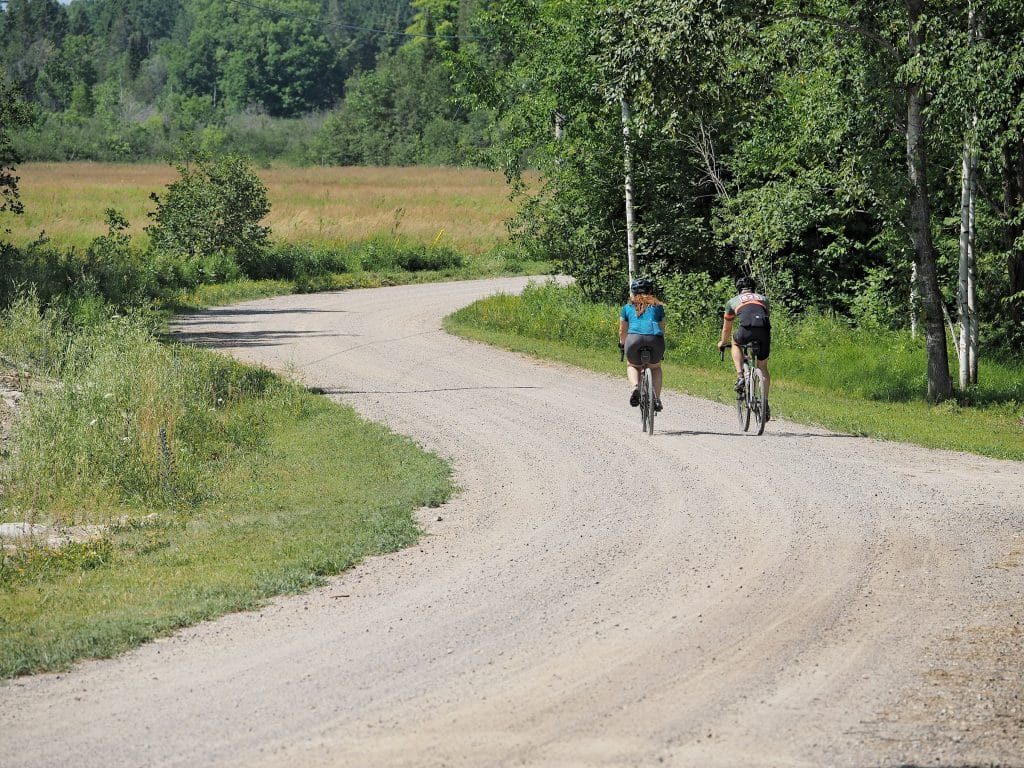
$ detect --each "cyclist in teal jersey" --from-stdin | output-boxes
[717,275,772,420]
[618,277,666,411]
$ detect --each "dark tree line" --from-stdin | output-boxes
[0,0,488,164]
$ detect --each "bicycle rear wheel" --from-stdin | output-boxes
[643,370,651,436]
[642,368,655,435]
[737,365,751,431]
[751,368,767,435]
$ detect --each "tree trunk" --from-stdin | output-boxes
[909,261,919,339]
[958,5,976,389]
[621,96,637,282]
[959,138,979,387]
[968,150,979,385]
[905,0,952,402]
[1004,143,1024,324]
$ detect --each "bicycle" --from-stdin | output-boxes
[720,342,768,435]
[621,342,656,435]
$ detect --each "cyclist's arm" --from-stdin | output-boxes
[718,315,733,349]
[618,318,629,346]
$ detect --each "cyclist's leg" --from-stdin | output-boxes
[756,358,770,397]
[623,334,642,402]
[650,363,663,397]
[754,330,771,398]
[626,363,640,389]
[730,342,743,376]
[626,363,641,406]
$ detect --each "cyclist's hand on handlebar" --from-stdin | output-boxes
[617,341,625,352]
[716,341,728,351]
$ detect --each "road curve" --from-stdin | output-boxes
[2,277,1022,767]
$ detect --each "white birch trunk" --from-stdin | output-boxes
[620,96,637,283]
[957,4,980,387]
[968,152,979,384]
[958,143,973,389]
[910,261,919,340]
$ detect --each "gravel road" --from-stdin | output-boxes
[2,277,1022,767]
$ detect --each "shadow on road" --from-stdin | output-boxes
[659,429,861,439]
[312,386,541,395]
[176,306,351,317]
[173,329,358,350]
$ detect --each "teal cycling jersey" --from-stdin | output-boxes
[621,302,665,335]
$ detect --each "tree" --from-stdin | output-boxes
[146,148,271,276]
[0,0,68,103]
[0,70,34,218]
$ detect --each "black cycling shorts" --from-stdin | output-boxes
[733,326,771,360]
[624,333,665,366]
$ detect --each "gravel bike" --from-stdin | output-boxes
[721,342,767,435]
[622,343,657,435]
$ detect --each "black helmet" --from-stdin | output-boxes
[736,275,756,292]
[630,276,653,295]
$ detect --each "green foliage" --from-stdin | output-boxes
[0,70,34,217]
[354,236,465,272]
[312,25,489,167]
[0,295,280,518]
[0,374,452,678]
[146,148,271,279]
[1,539,114,589]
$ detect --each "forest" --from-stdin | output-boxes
[3,0,1024,400]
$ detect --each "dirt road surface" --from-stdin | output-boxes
[2,277,1022,767]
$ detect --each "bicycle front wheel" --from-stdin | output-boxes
[751,368,767,435]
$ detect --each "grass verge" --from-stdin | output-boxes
[0,300,452,679]
[444,282,1024,461]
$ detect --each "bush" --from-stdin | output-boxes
[146,149,271,277]
[1,297,281,519]
[0,216,205,314]
[242,242,351,281]
[355,237,464,272]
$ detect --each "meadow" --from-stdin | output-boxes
[2,163,522,254]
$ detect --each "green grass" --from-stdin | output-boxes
[445,281,1024,461]
[0,297,453,678]
[0,391,451,678]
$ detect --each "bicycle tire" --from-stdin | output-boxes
[643,368,655,435]
[751,368,767,435]
[738,365,751,432]
[639,368,650,433]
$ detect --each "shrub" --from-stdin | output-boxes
[1,297,281,520]
[242,242,351,281]
[355,237,464,272]
[146,149,271,279]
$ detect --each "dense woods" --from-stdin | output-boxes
[3,0,1024,396]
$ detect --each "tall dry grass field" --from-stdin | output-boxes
[1,163,524,254]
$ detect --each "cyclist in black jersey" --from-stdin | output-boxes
[717,276,772,421]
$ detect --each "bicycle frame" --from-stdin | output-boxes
[621,344,656,435]
[721,343,767,435]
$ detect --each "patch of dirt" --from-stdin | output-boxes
[0,368,25,457]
